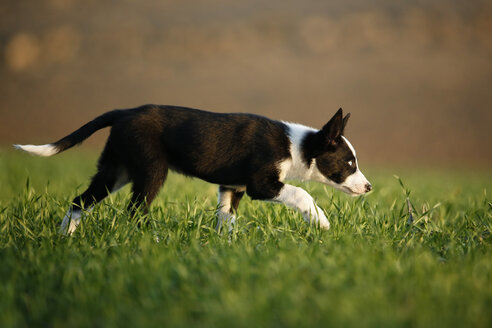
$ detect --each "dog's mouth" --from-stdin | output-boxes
[341,186,366,196]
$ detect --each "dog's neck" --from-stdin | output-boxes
[278,122,320,182]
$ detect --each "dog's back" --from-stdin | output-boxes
[123,106,292,185]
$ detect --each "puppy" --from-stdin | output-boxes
[15,105,371,234]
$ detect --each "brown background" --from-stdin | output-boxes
[1,0,491,167]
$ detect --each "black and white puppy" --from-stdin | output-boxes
[14,105,371,234]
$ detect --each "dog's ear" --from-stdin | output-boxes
[319,108,344,146]
[342,112,350,133]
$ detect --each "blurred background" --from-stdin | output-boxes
[1,0,491,167]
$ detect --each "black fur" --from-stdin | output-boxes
[64,105,292,213]
[315,143,356,184]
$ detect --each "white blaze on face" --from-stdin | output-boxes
[340,136,371,196]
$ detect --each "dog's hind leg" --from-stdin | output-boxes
[60,163,121,235]
[127,159,168,225]
[215,186,245,232]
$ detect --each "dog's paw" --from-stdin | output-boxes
[315,206,330,230]
[302,206,330,230]
[215,211,236,234]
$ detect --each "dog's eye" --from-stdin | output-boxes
[347,160,353,166]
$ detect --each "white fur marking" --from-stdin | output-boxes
[340,136,371,195]
[13,144,58,157]
[341,169,370,195]
[274,184,330,229]
[218,189,232,213]
[216,188,236,232]
[60,209,82,235]
[60,206,95,235]
[279,122,317,181]
[341,136,357,166]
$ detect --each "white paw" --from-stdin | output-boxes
[59,216,70,234]
[59,209,82,235]
[216,211,236,233]
[302,206,330,230]
[316,206,330,230]
[67,218,80,235]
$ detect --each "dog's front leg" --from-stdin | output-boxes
[215,187,236,233]
[215,186,246,233]
[273,184,330,229]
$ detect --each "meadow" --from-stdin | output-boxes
[0,149,491,327]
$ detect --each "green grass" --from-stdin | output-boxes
[0,149,491,327]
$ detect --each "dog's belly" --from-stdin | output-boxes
[168,164,249,188]
[222,185,247,192]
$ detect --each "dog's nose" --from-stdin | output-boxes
[365,183,372,192]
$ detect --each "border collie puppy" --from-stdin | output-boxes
[14,105,371,234]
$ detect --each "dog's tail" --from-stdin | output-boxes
[13,109,130,157]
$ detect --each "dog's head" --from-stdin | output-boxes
[306,108,372,196]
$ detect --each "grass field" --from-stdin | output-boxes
[0,149,491,327]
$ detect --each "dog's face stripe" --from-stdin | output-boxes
[339,136,371,195]
[341,136,357,166]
